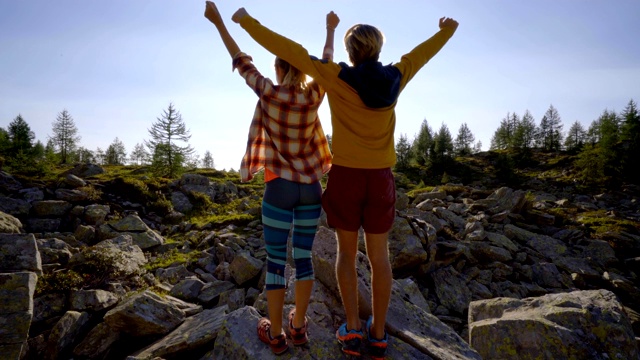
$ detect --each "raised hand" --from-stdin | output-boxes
[327,11,340,31]
[204,1,222,25]
[439,17,459,31]
[232,8,249,23]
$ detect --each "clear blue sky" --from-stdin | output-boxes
[1,0,639,170]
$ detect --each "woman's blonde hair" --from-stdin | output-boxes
[275,57,310,95]
[344,24,384,66]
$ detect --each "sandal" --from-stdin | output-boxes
[257,317,289,355]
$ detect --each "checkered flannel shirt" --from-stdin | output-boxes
[234,52,332,183]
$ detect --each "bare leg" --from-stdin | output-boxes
[266,288,286,338]
[335,228,361,330]
[293,279,314,327]
[364,231,392,340]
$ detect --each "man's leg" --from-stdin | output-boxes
[364,231,392,340]
[335,228,361,331]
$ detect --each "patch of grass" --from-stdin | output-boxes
[576,210,640,236]
[406,186,437,199]
[144,249,202,272]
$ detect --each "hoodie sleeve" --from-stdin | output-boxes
[239,15,341,90]
[394,27,456,89]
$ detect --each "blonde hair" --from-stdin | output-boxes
[275,57,310,95]
[344,24,384,66]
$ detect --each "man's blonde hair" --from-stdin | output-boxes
[344,24,384,66]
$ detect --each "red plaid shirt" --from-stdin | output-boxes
[234,52,332,183]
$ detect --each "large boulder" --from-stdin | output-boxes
[468,289,639,360]
[0,211,22,233]
[0,233,42,273]
[97,214,164,249]
[103,291,186,336]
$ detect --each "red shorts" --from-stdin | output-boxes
[321,165,396,234]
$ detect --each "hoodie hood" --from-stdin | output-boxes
[338,60,401,108]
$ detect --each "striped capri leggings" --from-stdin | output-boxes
[261,177,322,291]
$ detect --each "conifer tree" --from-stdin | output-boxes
[412,119,433,165]
[51,109,81,164]
[395,133,413,170]
[145,103,194,177]
[454,123,475,156]
[8,114,35,154]
[514,110,537,149]
[202,150,215,169]
[537,105,563,151]
[130,143,149,165]
[564,121,587,152]
[105,137,127,165]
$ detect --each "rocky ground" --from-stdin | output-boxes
[1,160,640,359]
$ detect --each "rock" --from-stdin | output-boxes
[84,204,110,225]
[70,289,119,311]
[229,251,263,286]
[73,224,95,244]
[395,191,410,211]
[128,306,228,360]
[55,188,89,202]
[0,196,30,216]
[36,238,73,265]
[33,293,67,323]
[31,200,73,217]
[0,171,22,192]
[25,218,62,233]
[44,311,90,360]
[218,288,246,312]
[169,278,205,302]
[0,272,37,348]
[104,290,186,336]
[469,289,639,360]
[467,241,513,263]
[64,163,104,178]
[97,214,164,249]
[72,322,120,360]
[430,266,472,314]
[198,280,236,305]
[0,211,22,233]
[69,234,147,279]
[171,191,193,214]
[63,174,86,188]
[504,224,568,260]
[388,217,428,272]
[0,233,42,273]
[19,187,44,203]
[156,265,194,285]
[433,207,467,231]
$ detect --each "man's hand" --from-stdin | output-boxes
[439,17,459,31]
[327,11,340,31]
[232,8,249,23]
[204,1,222,25]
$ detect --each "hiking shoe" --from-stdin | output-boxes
[336,322,363,357]
[288,308,309,346]
[365,316,388,360]
[257,317,289,355]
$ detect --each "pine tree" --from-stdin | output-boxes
[513,110,537,149]
[473,140,483,154]
[8,114,35,154]
[51,109,81,164]
[105,137,127,165]
[202,150,215,169]
[538,105,563,151]
[564,121,587,152]
[454,123,475,156]
[431,123,454,171]
[412,119,432,165]
[619,99,640,182]
[490,113,517,150]
[130,143,149,165]
[395,133,413,170]
[145,103,194,177]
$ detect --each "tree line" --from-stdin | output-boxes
[393,99,639,186]
[0,103,215,177]
[3,99,638,186]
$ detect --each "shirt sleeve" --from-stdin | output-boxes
[232,52,276,97]
[239,16,341,90]
[394,27,456,90]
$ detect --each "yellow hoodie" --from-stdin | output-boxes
[240,15,456,169]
